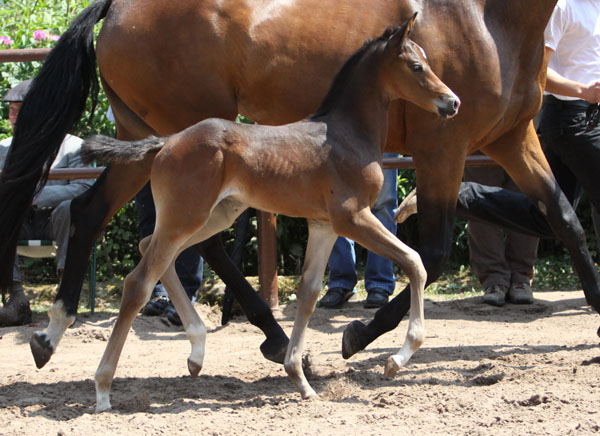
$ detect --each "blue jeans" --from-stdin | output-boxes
[327,153,398,295]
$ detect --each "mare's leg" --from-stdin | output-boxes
[30,159,154,368]
[284,221,337,398]
[343,151,465,358]
[194,233,289,363]
[333,209,425,378]
[221,208,254,325]
[483,123,600,319]
[95,229,188,412]
[138,237,206,377]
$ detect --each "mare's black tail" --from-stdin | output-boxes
[81,135,166,165]
[0,0,113,292]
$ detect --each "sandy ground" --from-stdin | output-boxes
[1,289,599,436]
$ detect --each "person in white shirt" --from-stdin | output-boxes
[0,79,93,326]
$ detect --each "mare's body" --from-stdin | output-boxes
[82,20,459,411]
[0,0,598,368]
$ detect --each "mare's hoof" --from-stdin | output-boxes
[30,332,54,369]
[342,320,368,359]
[260,335,289,364]
[187,358,203,378]
[384,356,402,379]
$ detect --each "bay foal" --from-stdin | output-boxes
[83,16,460,412]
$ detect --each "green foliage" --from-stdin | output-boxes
[1,0,132,282]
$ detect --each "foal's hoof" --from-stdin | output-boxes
[260,336,289,364]
[187,358,203,378]
[384,356,402,379]
[30,332,54,369]
[342,320,368,359]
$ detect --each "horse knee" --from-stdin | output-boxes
[122,272,152,309]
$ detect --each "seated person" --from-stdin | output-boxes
[0,79,93,326]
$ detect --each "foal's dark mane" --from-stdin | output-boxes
[311,24,403,119]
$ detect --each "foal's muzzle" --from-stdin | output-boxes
[437,93,461,119]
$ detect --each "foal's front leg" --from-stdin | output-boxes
[284,221,337,399]
[338,208,426,378]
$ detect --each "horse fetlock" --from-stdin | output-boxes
[95,396,112,414]
[94,378,112,413]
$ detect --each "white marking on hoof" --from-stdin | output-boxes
[45,300,76,351]
[95,395,112,413]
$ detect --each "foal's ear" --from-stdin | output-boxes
[388,12,418,51]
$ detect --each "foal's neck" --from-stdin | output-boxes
[311,56,391,154]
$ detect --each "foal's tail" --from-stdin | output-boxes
[0,0,113,291]
[81,135,167,165]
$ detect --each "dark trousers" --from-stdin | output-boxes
[541,95,600,241]
[464,166,539,289]
[135,182,203,300]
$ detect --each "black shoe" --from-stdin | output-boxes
[364,288,389,308]
[0,298,32,327]
[164,303,182,326]
[318,287,353,309]
[141,295,169,316]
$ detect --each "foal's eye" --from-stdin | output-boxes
[410,64,423,72]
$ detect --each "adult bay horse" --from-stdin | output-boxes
[0,0,599,369]
[82,18,460,411]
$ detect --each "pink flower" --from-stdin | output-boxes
[0,35,12,46]
[33,30,48,41]
[49,34,60,42]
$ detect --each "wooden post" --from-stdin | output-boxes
[257,210,278,308]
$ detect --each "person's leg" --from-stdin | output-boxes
[364,156,398,308]
[464,165,511,306]
[541,98,600,242]
[0,260,31,326]
[502,178,539,304]
[318,237,357,308]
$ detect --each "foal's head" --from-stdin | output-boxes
[380,13,460,118]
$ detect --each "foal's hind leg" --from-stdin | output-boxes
[284,221,337,399]
[175,200,289,364]
[138,237,206,377]
[334,209,426,378]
